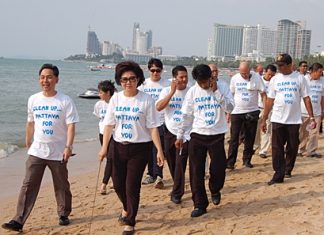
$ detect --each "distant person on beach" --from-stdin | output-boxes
[298,63,324,158]
[2,64,79,232]
[98,61,164,235]
[260,54,316,185]
[93,80,116,195]
[156,65,190,204]
[254,63,264,76]
[138,58,169,189]
[175,64,233,218]
[255,64,277,159]
[227,61,266,169]
[298,61,308,76]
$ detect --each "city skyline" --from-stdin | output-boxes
[1,0,324,59]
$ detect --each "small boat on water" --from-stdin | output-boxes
[89,64,115,71]
[90,67,101,71]
[78,88,100,99]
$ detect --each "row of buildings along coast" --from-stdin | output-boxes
[208,19,311,62]
[86,19,313,63]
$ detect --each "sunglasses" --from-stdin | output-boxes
[150,69,162,73]
[120,76,137,83]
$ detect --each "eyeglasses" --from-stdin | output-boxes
[150,69,162,73]
[120,76,137,83]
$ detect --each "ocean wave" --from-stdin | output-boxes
[0,143,19,158]
[0,137,99,158]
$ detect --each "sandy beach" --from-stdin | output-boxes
[1,137,324,235]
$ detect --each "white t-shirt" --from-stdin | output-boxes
[258,77,270,108]
[301,75,324,117]
[216,79,234,113]
[268,71,309,124]
[103,90,159,143]
[177,83,228,139]
[230,72,265,114]
[27,92,79,161]
[93,100,109,134]
[157,86,191,140]
[138,78,170,125]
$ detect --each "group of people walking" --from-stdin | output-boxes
[2,53,323,234]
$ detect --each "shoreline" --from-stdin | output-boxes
[0,140,100,201]
[1,138,324,234]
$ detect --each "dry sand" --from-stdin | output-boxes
[0,137,324,235]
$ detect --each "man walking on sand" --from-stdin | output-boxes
[138,58,169,189]
[2,64,79,232]
[260,54,316,185]
[227,61,266,169]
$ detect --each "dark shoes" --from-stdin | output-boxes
[118,214,127,226]
[226,164,234,170]
[191,208,207,217]
[2,220,23,232]
[171,195,181,204]
[122,229,135,235]
[259,154,267,159]
[211,192,221,205]
[122,225,135,235]
[267,179,284,185]
[310,153,322,158]
[285,173,292,178]
[243,161,253,168]
[59,216,70,226]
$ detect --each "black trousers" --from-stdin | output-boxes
[164,127,189,198]
[99,134,113,185]
[146,125,165,179]
[271,122,300,181]
[112,140,152,226]
[227,112,259,166]
[189,133,226,210]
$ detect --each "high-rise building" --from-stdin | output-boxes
[86,30,101,57]
[276,19,311,58]
[258,26,277,58]
[132,22,140,51]
[208,23,243,60]
[241,24,277,59]
[296,29,311,59]
[242,25,258,56]
[146,30,153,49]
[136,31,149,54]
[131,23,153,54]
[102,41,123,56]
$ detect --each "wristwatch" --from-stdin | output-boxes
[65,145,73,151]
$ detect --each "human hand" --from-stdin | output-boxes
[156,151,164,167]
[98,148,107,162]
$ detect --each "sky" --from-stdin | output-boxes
[1,0,324,59]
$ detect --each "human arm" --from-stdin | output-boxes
[260,97,274,133]
[260,92,267,108]
[98,125,114,161]
[217,81,234,113]
[25,121,34,148]
[63,123,76,162]
[303,96,316,129]
[156,82,177,111]
[321,95,324,120]
[149,128,164,166]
